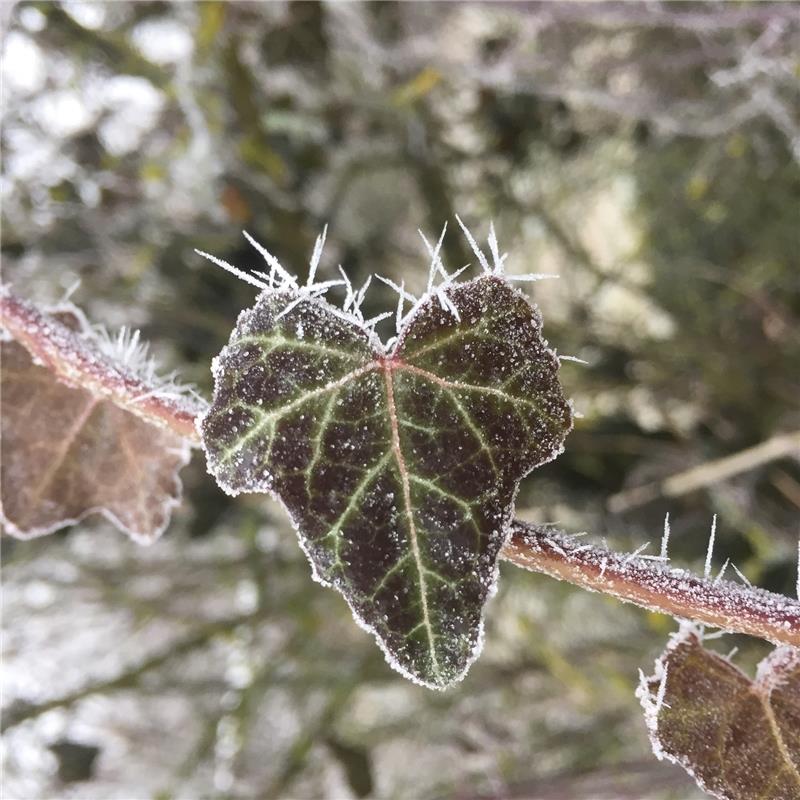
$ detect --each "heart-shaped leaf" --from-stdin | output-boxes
[201,272,572,688]
[639,626,800,800]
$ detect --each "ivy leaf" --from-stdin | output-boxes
[201,274,572,688]
[638,626,800,800]
[1,305,194,543]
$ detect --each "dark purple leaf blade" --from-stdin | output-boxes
[639,627,800,799]
[201,275,572,688]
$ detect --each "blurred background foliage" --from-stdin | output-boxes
[2,2,799,798]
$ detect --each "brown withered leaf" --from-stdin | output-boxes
[1,312,192,543]
[639,625,800,800]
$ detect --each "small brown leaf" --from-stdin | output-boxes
[638,625,800,800]
[1,306,193,543]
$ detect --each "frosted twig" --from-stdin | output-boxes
[503,521,800,647]
[0,289,205,442]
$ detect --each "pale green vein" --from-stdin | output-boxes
[409,474,474,516]
[422,566,458,589]
[399,418,441,435]
[320,450,393,564]
[220,364,377,463]
[397,363,557,429]
[235,333,364,363]
[305,389,341,493]
[370,552,412,600]
[383,367,441,680]
[399,324,473,360]
[401,324,523,362]
[444,390,500,479]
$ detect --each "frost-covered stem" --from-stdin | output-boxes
[0,288,202,442]
[503,521,800,647]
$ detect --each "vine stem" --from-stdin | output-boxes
[502,522,800,647]
[3,288,799,647]
[0,288,203,441]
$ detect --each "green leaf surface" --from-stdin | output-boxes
[639,627,800,800]
[200,275,572,688]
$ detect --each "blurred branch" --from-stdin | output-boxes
[32,3,171,89]
[1,611,258,732]
[502,522,800,647]
[263,671,363,798]
[607,431,800,512]
[450,757,695,800]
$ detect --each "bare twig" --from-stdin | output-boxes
[607,432,800,513]
[502,522,800,647]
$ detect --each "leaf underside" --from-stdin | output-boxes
[1,313,190,543]
[641,630,800,800]
[201,275,572,688]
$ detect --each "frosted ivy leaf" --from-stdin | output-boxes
[201,275,572,688]
[639,626,800,800]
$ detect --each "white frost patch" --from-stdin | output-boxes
[98,76,165,156]
[131,18,194,64]
[1,32,47,96]
[636,620,702,762]
[31,89,96,138]
[754,645,800,697]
